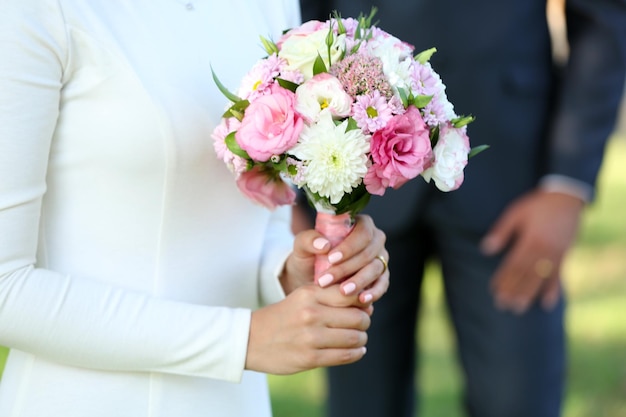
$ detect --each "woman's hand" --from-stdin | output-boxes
[245,283,370,375]
[281,214,389,307]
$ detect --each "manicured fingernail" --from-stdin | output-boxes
[362,293,373,303]
[328,251,343,263]
[313,238,329,250]
[342,282,356,295]
[318,274,333,287]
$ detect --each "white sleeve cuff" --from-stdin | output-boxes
[259,205,293,306]
[538,174,593,203]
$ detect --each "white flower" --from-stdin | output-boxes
[295,73,353,122]
[364,35,414,92]
[279,29,345,81]
[289,113,370,204]
[421,125,470,191]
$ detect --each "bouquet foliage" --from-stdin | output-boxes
[212,9,486,217]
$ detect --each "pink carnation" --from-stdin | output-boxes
[236,166,296,210]
[364,105,432,195]
[236,85,304,162]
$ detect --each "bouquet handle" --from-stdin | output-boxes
[314,212,354,283]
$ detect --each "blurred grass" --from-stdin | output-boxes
[0,137,624,417]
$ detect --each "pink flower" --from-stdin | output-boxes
[352,90,394,133]
[364,105,432,195]
[236,85,304,162]
[211,117,247,174]
[276,20,327,48]
[329,53,393,99]
[237,54,286,101]
[236,166,296,210]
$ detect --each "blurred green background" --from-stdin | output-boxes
[268,134,626,417]
[0,135,624,416]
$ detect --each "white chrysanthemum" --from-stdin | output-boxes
[290,113,370,204]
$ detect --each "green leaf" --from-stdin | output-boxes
[350,40,364,55]
[268,155,290,174]
[345,117,359,132]
[276,78,299,93]
[415,47,437,64]
[313,54,328,75]
[430,125,440,147]
[211,65,242,103]
[346,190,371,216]
[397,87,410,108]
[325,24,335,48]
[333,11,347,35]
[224,131,250,159]
[468,144,490,158]
[412,94,433,108]
[223,99,250,121]
[452,115,476,128]
[359,7,378,30]
[259,35,279,55]
[334,183,370,216]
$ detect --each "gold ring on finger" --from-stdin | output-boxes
[534,258,554,279]
[376,255,388,275]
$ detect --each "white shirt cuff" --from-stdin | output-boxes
[538,174,593,203]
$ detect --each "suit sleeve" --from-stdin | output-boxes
[545,0,626,200]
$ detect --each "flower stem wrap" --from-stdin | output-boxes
[314,212,354,282]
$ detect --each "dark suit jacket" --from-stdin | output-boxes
[300,0,626,234]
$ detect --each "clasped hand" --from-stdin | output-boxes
[246,215,389,375]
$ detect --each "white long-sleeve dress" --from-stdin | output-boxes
[0,1,301,416]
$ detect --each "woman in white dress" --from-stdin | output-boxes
[0,1,390,416]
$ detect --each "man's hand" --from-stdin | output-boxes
[481,189,584,314]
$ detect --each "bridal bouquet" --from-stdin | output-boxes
[212,10,485,275]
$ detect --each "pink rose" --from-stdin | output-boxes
[364,105,432,195]
[236,85,304,162]
[236,166,296,210]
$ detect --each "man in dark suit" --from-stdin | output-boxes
[298,1,626,416]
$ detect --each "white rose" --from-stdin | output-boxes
[295,73,353,122]
[421,125,470,191]
[279,29,345,81]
